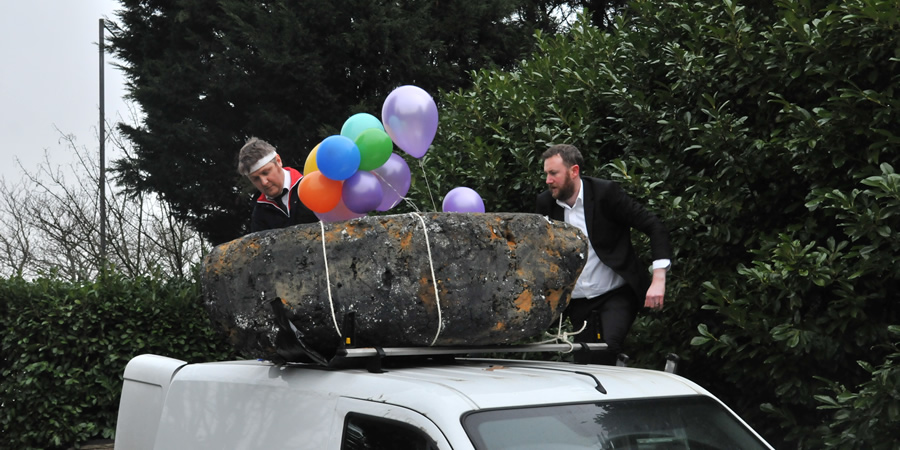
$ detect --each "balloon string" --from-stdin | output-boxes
[412,212,443,346]
[371,171,421,213]
[320,221,342,337]
[417,159,438,212]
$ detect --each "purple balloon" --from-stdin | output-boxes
[442,187,485,213]
[315,198,366,223]
[372,153,411,211]
[342,171,384,214]
[381,85,438,158]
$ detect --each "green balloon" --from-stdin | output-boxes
[355,128,394,171]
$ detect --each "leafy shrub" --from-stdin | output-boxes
[416,0,899,447]
[0,272,234,449]
[814,326,900,449]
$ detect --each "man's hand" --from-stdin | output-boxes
[644,268,667,310]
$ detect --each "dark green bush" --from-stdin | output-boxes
[0,272,235,449]
[814,326,900,449]
[415,0,899,447]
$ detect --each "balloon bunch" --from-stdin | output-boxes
[299,85,484,222]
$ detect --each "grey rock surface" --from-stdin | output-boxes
[201,212,587,360]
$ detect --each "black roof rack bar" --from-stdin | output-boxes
[513,365,609,394]
[334,343,609,358]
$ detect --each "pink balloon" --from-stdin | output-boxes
[342,171,384,214]
[381,85,438,158]
[315,197,366,223]
[373,153,411,211]
[442,187,485,213]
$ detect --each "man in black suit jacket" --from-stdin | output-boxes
[536,144,672,365]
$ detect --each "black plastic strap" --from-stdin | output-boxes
[269,297,328,365]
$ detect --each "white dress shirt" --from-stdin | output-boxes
[264,168,292,210]
[556,178,670,299]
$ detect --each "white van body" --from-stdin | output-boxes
[115,350,774,449]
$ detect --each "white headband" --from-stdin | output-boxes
[246,150,277,174]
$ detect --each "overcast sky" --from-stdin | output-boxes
[1,1,130,184]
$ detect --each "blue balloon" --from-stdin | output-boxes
[316,135,361,181]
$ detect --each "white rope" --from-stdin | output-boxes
[320,221,342,337]
[535,315,588,353]
[320,215,442,345]
[412,212,443,346]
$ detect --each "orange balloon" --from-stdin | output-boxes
[298,171,342,213]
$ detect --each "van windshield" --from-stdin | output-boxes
[463,395,768,450]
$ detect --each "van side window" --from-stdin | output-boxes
[342,413,439,450]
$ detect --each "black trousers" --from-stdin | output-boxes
[565,285,638,365]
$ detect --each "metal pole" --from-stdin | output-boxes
[99,18,107,264]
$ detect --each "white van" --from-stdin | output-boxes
[115,345,773,449]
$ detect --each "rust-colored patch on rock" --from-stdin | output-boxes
[340,223,367,240]
[217,237,250,255]
[205,237,263,276]
[399,230,414,251]
[503,228,517,252]
[543,227,576,260]
[486,218,518,253]
[516,267,527,280]
[417,274,449,316]
[418,276,435,310]
[493,322,506,331]
[546,288,564,312]
[543,247,562,259]
[203,256,226,277]
[487,225,502,242]
[277,292,297,308]
[323,228,347,244]
[514,289,533,312]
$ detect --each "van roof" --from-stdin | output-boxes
[175,357,712,420]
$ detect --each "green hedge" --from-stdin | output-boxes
[411,0,899,447]
[0,273,235,450]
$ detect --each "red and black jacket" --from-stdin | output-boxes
[250,167,318,233]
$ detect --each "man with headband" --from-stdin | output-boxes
[237,137,317,233]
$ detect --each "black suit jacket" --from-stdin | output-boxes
[535,176,672,306]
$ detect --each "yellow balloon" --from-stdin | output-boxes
[303,144,320,175]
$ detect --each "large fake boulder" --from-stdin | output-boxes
[201,212,587,361]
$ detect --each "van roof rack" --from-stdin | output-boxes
[271,302,611,370]
[328,343,609,373]
[335,342,608,358]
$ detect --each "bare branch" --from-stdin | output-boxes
[0,121,208,281]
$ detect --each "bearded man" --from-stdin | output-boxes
[536,144,672,365]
